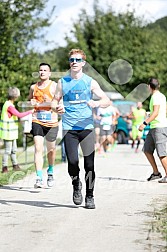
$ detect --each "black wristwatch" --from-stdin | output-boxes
[143,121,148,126]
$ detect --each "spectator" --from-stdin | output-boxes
[0,87,33,173]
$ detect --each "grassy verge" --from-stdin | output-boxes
[153,206,167,243]
[0,146,62,186]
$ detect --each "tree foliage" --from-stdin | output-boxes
[55,2,167,102]
[0,0,55,103]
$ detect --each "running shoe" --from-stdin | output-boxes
[147,172,162,181]
[34,177,44,188]
[158,176,167,183]
[73,180,83,205]
[85,196,95,209]
[47,174,54,187]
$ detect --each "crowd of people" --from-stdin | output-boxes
[1,49,167,210]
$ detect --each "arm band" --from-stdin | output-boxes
[143,121,148,126]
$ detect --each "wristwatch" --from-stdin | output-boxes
[143,121,148,126]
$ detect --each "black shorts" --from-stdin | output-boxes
[31,122,58,142]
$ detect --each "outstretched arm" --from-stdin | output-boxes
[8,106,33,118]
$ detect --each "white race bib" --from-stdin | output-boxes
[102,125,111,131]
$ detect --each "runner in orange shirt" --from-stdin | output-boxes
[28,63,59,188]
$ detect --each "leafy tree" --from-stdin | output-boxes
[0,0,56,103]
[57,2,167,101]
[148,16,167,32]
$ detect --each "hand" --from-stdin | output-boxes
[96,115,101,120]
[138,124,145,131]
[87,100,100,108]
[30,99,38,106]
[56,104,65,114]
[51,101,57,112]
[51,102,65,114]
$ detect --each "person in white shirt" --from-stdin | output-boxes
[98,101,116,153]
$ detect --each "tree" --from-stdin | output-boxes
[0,0,56,103]
[59,2,167,100]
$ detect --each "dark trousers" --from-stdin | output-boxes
[63,129,95,197]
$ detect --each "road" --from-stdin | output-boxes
[0,143,167,252]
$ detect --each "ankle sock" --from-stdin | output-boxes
[47,165,54,174]
[36,170,43,180]
[136,140,140,149]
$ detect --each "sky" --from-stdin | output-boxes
[32,0,167,53]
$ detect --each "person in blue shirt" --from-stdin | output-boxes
[54,48,110,209]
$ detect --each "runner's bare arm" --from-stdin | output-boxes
[28,84,35,101]
[87,79,110,108]
[139,105,160,131]
[54,79,63,102]
[51,79,64,113]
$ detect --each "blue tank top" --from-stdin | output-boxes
[61,73,94,130]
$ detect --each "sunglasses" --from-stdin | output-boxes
[69,58,84,63]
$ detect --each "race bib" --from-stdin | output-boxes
[37,111,51,121]
[103,125,111,131]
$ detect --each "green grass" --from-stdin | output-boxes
[153,206,167,243]
[0,146,62,186]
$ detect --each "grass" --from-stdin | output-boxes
[0,145,62,186]
[153,206,167,243]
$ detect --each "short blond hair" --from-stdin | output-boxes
[8,87,20,100]
[69,49,86,60]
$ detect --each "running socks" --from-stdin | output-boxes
[136,140,140,149]
[36,170,43,180]
[47,165,54,174]
[36,165,54,181]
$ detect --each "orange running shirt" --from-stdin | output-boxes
[32,81,58,127]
